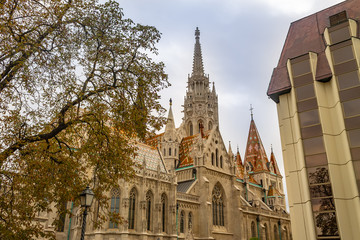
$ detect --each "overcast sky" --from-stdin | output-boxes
[117,0,345,203]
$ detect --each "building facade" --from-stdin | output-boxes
[267,0,360,239]
[40,28,291,240]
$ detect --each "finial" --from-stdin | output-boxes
[271,144,273,153]
[170,98,172,106]
[195,27,200,40]
[250,104,254,120]
[237,145,239,153]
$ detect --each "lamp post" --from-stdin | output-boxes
[79,186,94,240]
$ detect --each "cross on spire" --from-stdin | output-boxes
[250,104,254,120]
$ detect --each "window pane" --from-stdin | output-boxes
[337,71,360,90]
[343,98,360,117]
[314,212,339,237]
[303,137,325,155]
[330,27,350,44]
[310,184,333,198]
[296,84,315,101]
[299,110,320,127]
[348,129,360,148]
[311,198,335,212]
[292,60,311,77]
[353,160,360,194]
[305,153,327,167]
[332,45,354,65]
[308,166,330,184]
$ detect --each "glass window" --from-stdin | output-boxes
[314,212,339,237]
[251,221,256,237]
[353,160,360,194]
[161,194,167,232]
[188,212,192,230]
[292,60,311,77]
[180,211,185,233]
[296,84,315,101]
[310,184,333,198]
[109,188,120,229]
[311,198,335,212]
[128,188,136,229]
[332,45,354,65]
[212,184,224,226]
[330,27,350,44]
[337,71,360,90]
[299,110,320,127]
[303,137,325,155]
[305,153,327,167]
[343,98,360,117]
[348,129,360,148]
[307,166,330,184]
[146,191,152,231]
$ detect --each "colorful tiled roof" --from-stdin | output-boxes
[133,142,166,173]
[268,185,284,197]
[244,119,269,173]
[269,150,281,176]
[145,132,164,148]
[178,130,210,168]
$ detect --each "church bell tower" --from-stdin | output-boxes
[183,27,219,136]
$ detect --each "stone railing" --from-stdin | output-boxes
[177,192,199,203]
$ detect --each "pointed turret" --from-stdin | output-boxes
[269,147,281,176]
[235,148,244,180]
[192,27,205,77]
[244,113,269,173]
[165,98,175,133]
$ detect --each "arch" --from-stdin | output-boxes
[211,152,214,165]
[212,183,225,226]
[188,212,193,230]
[109,188,120,229]
[145,190,153,231]
[208,121,213,130]
[220,156,223,168]
[264,223,268,240]
[128,188,137,229]
[189,122,193,136]
[251,221,256,237]
[197,119,204,133]
[283,226,288,240]
[161,193,167,232]
[216,149,219,167]
[169,147,171,156]
[274,224,278,240]
[180,210,185,233]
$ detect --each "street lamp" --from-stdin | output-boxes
[79,186,94,240]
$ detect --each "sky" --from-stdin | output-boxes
[116,0,345,204]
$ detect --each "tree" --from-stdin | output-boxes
[0,0,169,239]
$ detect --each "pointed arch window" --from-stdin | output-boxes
[189,122,193,136]
[169,148,172,156]
[145,191,153,231]
[163,148,166,157]
[161,193,167,232]
[180,210,185,233]
[128,188,136,229]
[188,212,193,230]
[109,188,120,229]
[216,149,219,167]
[251,221,256,237]
[211,152,214,165]
[220,156,223,168]
[274,225,278,240]
[212,184,224,226]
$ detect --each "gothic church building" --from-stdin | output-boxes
[47,28,291,240]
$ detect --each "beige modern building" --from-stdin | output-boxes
[39,28,291,240]
[267,0,360,239]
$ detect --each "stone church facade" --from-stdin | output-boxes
[41,28,291,240]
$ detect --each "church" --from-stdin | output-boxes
[45,28,291,240]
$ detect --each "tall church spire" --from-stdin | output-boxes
[165,98,175,132]
[192,27,205,77]
[183,28,219,136]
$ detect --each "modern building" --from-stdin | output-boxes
[39,28,291,240]
[267,0,360,239]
